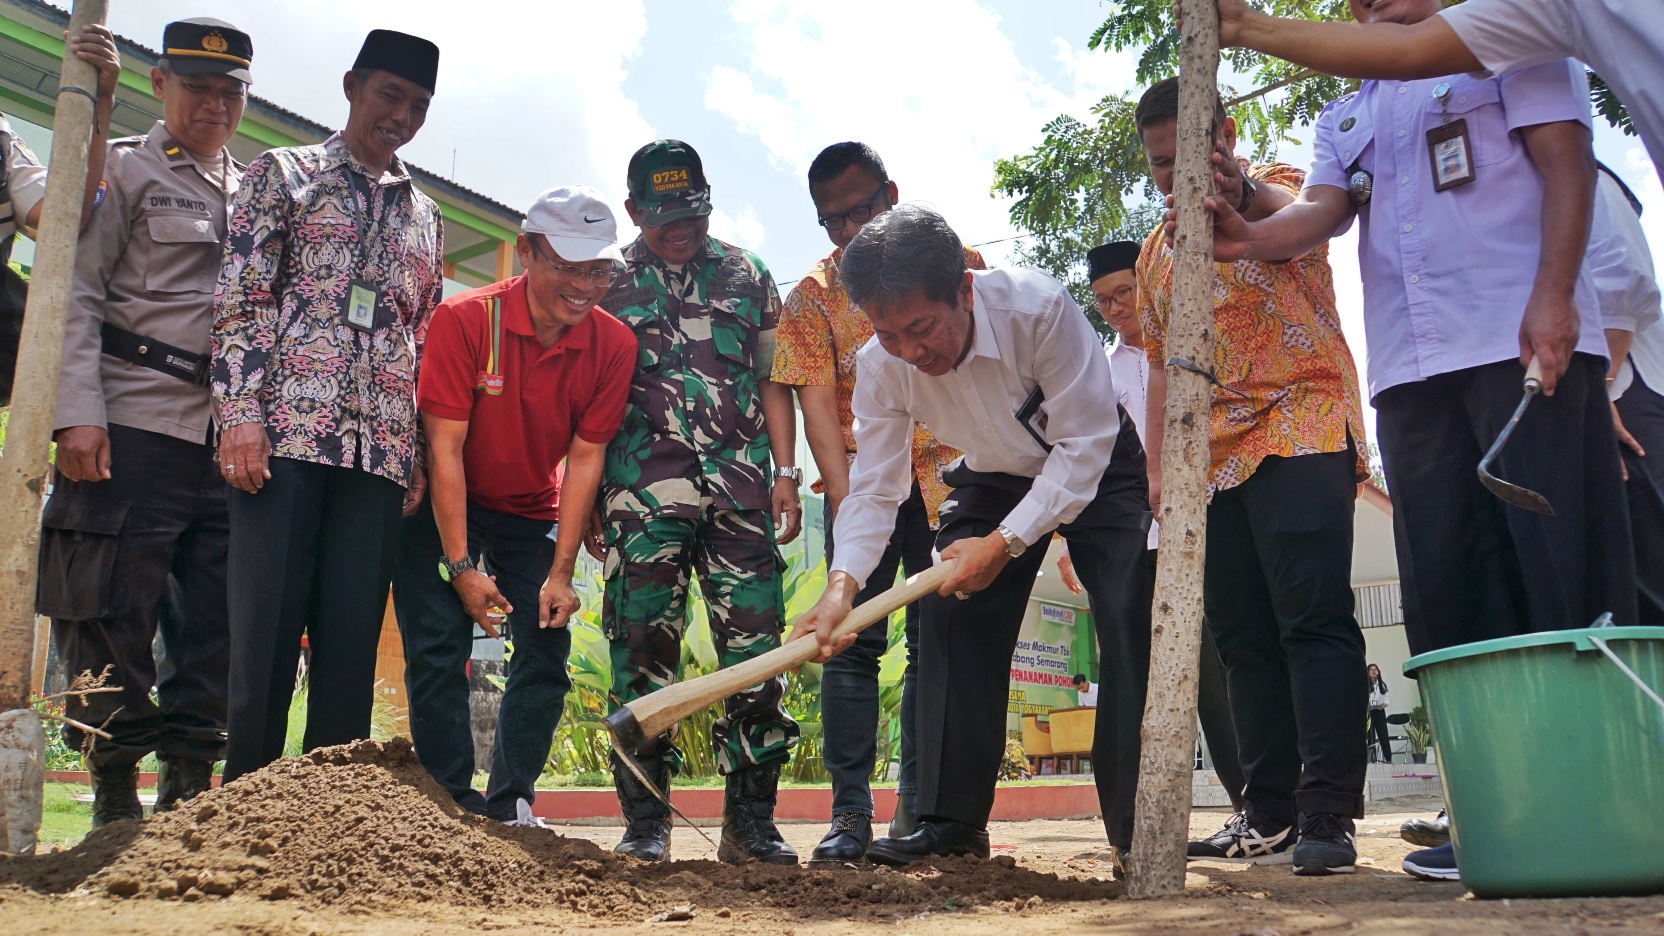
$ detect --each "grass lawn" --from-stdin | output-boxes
[39,782,94,850]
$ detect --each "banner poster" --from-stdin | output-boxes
[1007,600,1094,723]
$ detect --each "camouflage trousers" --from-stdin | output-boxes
[603,508,798,775]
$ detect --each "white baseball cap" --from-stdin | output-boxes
[522,186,624,264]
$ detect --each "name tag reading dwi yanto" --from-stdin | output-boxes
[346,280,380,333]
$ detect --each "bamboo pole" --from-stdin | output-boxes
[1128,0,1219,899]
[0,0,109,712]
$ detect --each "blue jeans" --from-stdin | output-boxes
[821,484,934,817]
[393,499,571,820]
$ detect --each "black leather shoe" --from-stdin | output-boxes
[865,817,990,866]
[889,793,919,838]
[810,813,873,865]
[717,762,798,865]
[1399,809,1450,848]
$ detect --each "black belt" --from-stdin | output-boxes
[100,322,209,386]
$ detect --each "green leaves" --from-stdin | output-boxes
[997,1,1633,327]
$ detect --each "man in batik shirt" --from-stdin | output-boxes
[211,29,444,782]
[599,139,802,866]
[1134,77,1371,875]
[771,141,983,865]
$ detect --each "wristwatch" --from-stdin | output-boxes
[995,525,1027,558]
[437,554,476,583]
[773,466,803,486]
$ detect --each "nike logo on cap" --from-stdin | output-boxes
[583,215,604,223]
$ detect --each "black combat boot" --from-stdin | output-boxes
[611,754,672,862]
[90,762,144,827]
[718,762,798,865]
[153,757,215,813]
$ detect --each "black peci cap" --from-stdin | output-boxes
[162,18,253,84]
[1087,241,1141,283]
[353,29,439,94]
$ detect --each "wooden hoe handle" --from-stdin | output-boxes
[605,560,958,753]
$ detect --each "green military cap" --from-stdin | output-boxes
[626,139,712,228]
[162,18,253,84]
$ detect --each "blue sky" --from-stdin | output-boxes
[82,1,1664,444]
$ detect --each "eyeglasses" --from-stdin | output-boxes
[531,238,618,286]
[818,183,890,233]
[1092,285,1135,311]
[179,79,248,105]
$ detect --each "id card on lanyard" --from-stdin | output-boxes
[343,169,397,334]
[1427,82,1476,193]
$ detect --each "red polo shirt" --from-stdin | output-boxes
[418,275,636,521]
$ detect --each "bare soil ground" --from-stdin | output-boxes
[1,739,1658,935]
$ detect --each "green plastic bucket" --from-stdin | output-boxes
[1403,626,1664,898]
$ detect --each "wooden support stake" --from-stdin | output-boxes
[0,0,109,711]
[1128,0,1219,899]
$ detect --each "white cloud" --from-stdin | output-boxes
[709,205,766,250]
[105,0,654,214]
[702,0,1140,266]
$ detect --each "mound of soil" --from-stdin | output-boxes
[0,740,1119,920]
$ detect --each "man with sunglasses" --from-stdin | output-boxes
[1134,77,1371,875]
[771,142,985,866]
[391,187,635,822]
[598,140,802,865]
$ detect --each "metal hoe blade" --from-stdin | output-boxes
[1476,374,1555,515]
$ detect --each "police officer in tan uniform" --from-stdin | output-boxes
[42,18,252,826]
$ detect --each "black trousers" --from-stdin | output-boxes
[1204,446,1366,824]
[917,415,1152,848]
[820,483,934,815]
[1087,550,1244,809]
[1376,354,1637,653]
[1368,708,1392,763]
[1617,369,1664,626]
[392,498,571,820]
[39,424,228,768]
[223,456,404,782]
[1117,551,1248,809]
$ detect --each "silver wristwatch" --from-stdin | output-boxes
[772,466,803,486]
[995,524,1026,558]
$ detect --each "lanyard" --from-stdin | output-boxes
[343,166,402,280]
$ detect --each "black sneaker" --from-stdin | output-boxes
[1402,843,1460,881]
[1187,812,1294,863]
[1400,809,1449,847]
[1292,813,1357,875]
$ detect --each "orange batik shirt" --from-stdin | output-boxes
[772,246,987,527]
[1138,162,1368,498]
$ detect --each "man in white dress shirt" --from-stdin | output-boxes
[1592,166,1664,624]
[795,205,1153,869]
[1069,241,1247,815]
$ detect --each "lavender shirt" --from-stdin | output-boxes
[1305,60,1606,400]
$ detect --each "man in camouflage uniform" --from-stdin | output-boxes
[599,139,803,865]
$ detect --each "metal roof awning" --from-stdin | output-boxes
[0,0,523,287]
